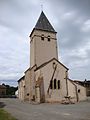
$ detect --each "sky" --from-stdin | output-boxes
[0,0,90,86]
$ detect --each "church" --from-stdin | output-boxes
[18,11,87,103]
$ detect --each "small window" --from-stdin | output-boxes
[58,80,60,89]
[53,62,56,69]
[48,36,50,41]
[78,89,80,93]
[54,79,56,89]
[27,93,29,96]
[53,62,55,65]
[50,80,53,89]
[41,35,44,40]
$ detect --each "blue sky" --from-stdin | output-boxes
[0,0,90,86]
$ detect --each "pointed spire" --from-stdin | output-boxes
[34,11,56,33]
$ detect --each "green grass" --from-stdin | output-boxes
[0,109,17,120]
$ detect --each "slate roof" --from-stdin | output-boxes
[34,11,56,33]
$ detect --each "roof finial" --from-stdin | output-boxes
[40,0,43,12]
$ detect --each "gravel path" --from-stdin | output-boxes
[0,98,90,120]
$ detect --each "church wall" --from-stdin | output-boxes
[18,82,21,99]
[18,80,21,100]
[68,80,77,102]
[30,37,35,67]
[30,30,58,67]
[35,59,68,102]
[24,66,36,101]
[74,83,87,101]
[24,69,30,101]
[47,60,68,102]
[29,66,36,101]
[18,78,25,101]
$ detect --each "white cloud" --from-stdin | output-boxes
[0,24,29,82]
[69,59,89,68]
[81,19,90,32]
[69,48,87,59]
[73,17,84,27]
[0,73,20,80]
[61,11,76,20]
[67,39,90,60]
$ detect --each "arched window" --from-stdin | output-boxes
[58,80,60,89]
[48,36,50,41]
[78,89,80,93]
[41,34,44,40]
[50,80,53,89]
[54,79,56,89]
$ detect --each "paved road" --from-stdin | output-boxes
[0,98,90,120]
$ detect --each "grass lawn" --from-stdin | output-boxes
[0,108,17,120]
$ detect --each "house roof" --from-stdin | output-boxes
[74,80,90,86]
[35,58,69,71]
[0,85,6,89]
[69,79,86,88]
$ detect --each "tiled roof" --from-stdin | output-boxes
[35,11,56,33]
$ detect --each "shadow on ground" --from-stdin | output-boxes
[0,102,6,108]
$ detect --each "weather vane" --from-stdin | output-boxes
[41,4,43,11]
[40,0,44,11]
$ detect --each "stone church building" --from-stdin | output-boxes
[18,11,87,103]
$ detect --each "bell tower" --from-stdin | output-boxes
[30,11,58,67]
